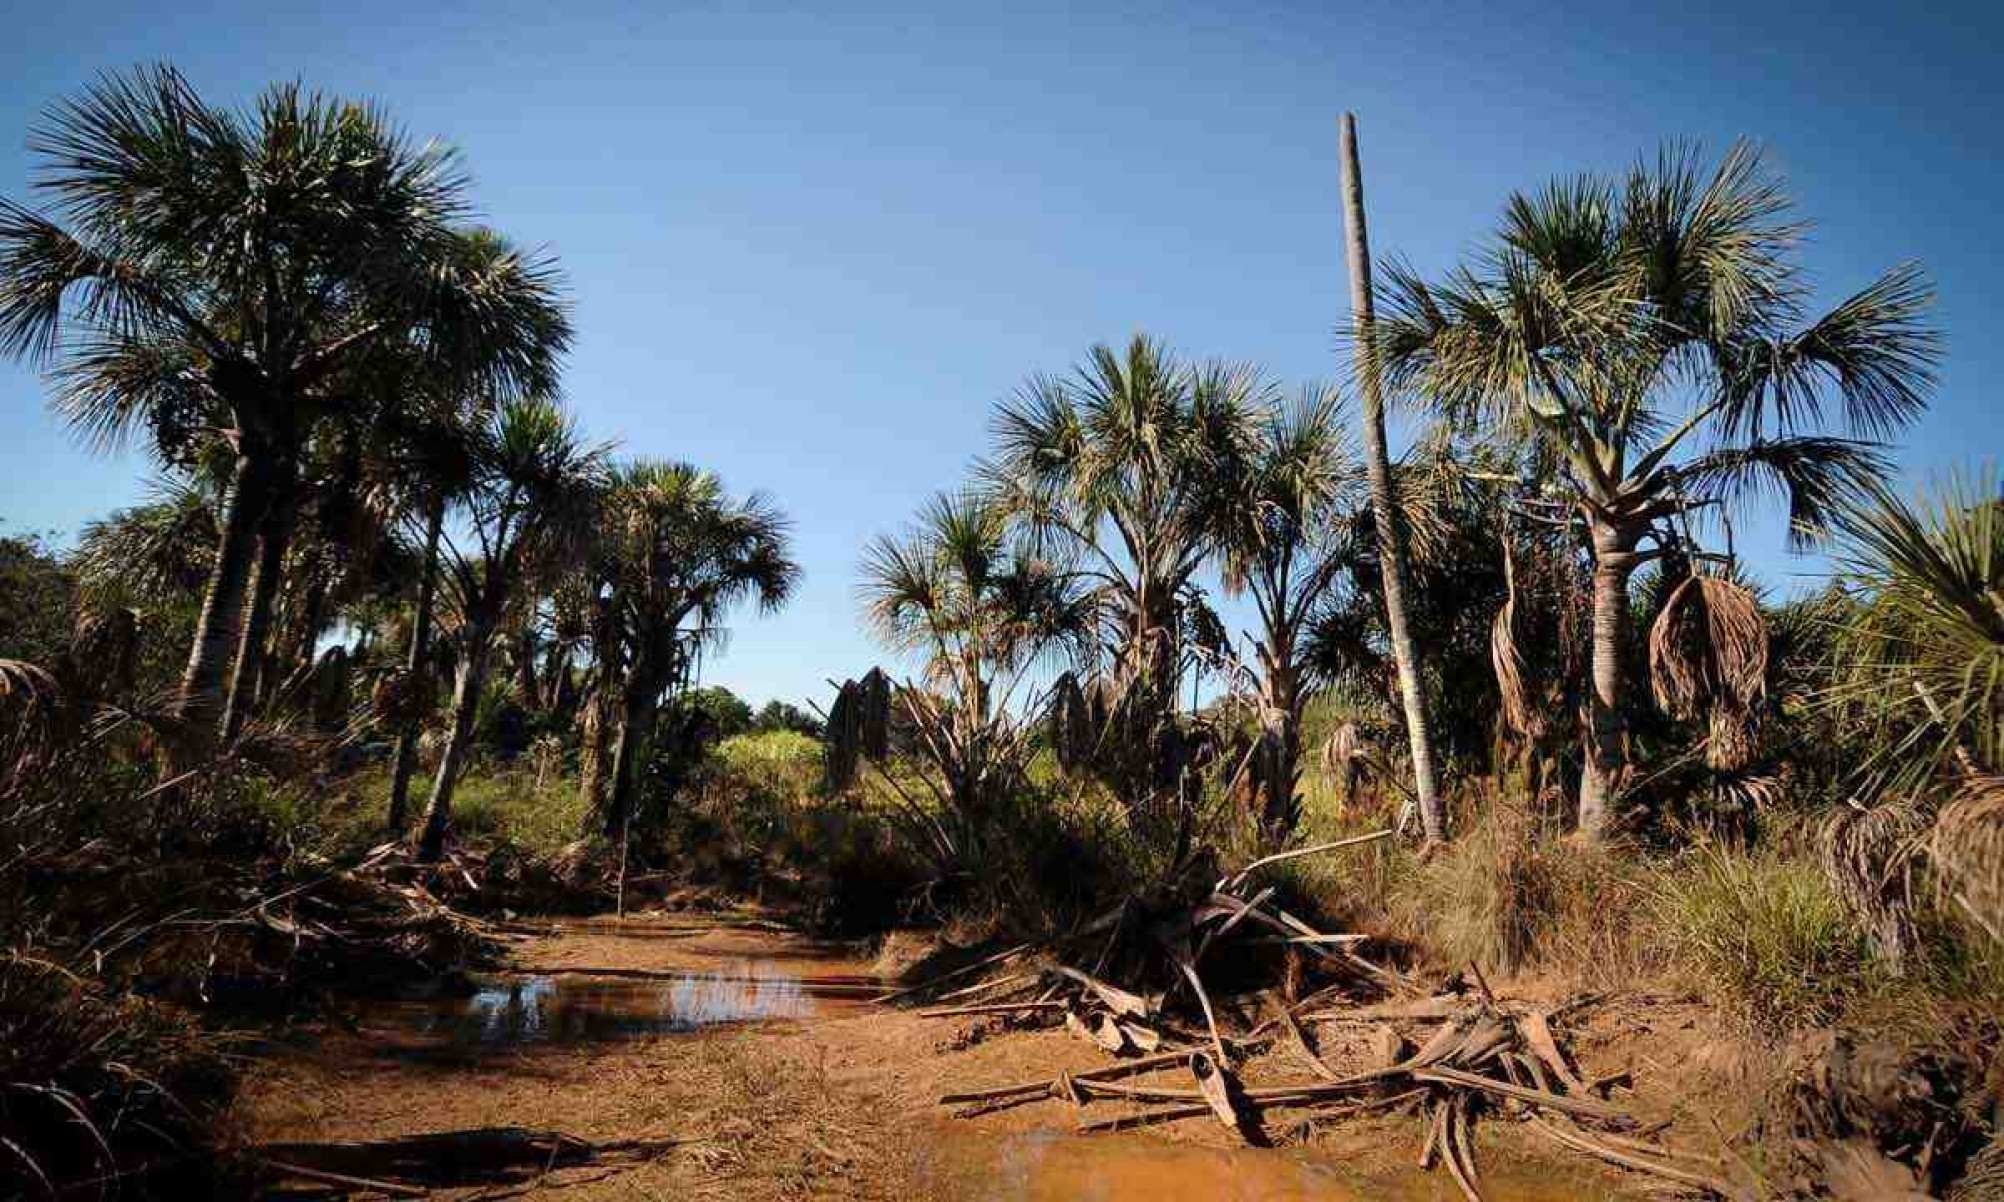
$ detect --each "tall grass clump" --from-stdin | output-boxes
[1387,801,1656,984]
[1654,844,1869,1031]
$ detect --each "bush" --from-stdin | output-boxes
[1654,844,1868,1031]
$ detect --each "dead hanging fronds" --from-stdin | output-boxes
[1049,671,1092,772]
[1649,574,1770,771]
[1932,775,2004,945]
[822,669,894,792]
[65,606,138,697]
[1490,541,1545,741]
[1820,800,1928,972]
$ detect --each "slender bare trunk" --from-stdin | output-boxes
[1340,112,1446,843]
[1578,520,1640,843]
[175,452,271,756]
[417,623,490,862]
[222,468,297,742]
[388,497,445,830]
[577,596,618,819]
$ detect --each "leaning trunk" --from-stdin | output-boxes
[388,497,445,830]
[417,621,492,862]
[222,467,298,741]
[1578,520,1642,843]
[175,451,272,754]
[1339,112,1446,843]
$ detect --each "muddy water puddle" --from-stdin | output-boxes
[919,1128,1622,1202]
[357,960,878,1046]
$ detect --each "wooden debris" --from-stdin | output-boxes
[1189,1053,1250,1143]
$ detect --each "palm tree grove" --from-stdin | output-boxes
[1,17,1999,1202]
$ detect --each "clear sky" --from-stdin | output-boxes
[2,1,1999,711]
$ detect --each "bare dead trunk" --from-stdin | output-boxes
[1578,520,1641,843]
[1340,112,1446,843]
[175,452,271,754]
[388,497,445,830]
[417,623,491,863]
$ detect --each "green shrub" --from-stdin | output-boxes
[1653,844,1868,1031]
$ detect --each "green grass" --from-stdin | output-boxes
[1652,843,1869,1031]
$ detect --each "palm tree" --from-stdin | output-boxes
[1339,114,1448,843]
[374,399,484,830]
[985,336,1262,844]
[0,67,571,750]
[1825,469,2002,788]
[1374,141,1939,841]
[1204,385,1362,843]
[416,399,606,861]
[860,490,1093,867]
[594,461,798,836]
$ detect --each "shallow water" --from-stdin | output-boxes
[918,1128,1622,1202]
[357,960,877,1045]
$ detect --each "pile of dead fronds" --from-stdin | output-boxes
[899,834,1745,1201]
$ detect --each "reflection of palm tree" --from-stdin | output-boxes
[1375,142,1939,840]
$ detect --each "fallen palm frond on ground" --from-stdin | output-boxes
[894,835,1743,1201]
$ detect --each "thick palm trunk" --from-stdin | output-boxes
[604,674,660,837]
[388,498,445,830]
[176,452,272,752]
[515,622,539,707]
[1578,521,1641,843]
[222,471,297,741]
[1252,644,1304,845]
[417,624,491,862]
[1340,112,1447,843]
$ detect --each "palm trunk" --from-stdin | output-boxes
[222,469,298,742]
[515,621,539,707]
[577,597,619,818]
[1257,660,1303,846]
[388,497,445,831]
[175,451,272,752]
[1340,112,1447,843]
[417,621,491,862]
[604,681,659,838]
[1578,520,1641,843]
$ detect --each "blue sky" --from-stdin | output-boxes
[2,1,1999,710]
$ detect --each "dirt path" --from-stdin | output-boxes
[241,912,1644,1199]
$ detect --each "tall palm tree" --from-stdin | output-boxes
[594,461,798,836]
[1374,141,1939,841]
[369,394,486,830]
[861,490,1093,867]
[1204,385,1363,843]
[416,399,605,861]
[986,336,1262,845]
[1340,113,1448,843]
[0,67,571,750]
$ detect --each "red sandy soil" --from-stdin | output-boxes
[241,911,1746,1199]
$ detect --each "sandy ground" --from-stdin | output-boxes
[240,911,1735,1200]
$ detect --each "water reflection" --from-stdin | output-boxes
[372,961,857,1045]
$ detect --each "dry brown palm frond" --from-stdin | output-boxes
[1820,799,1928,971]
[1490,541,1546,741]
[1649,575,1769,718]
[1650,574,1769,770]
[1932,775,2004,945]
